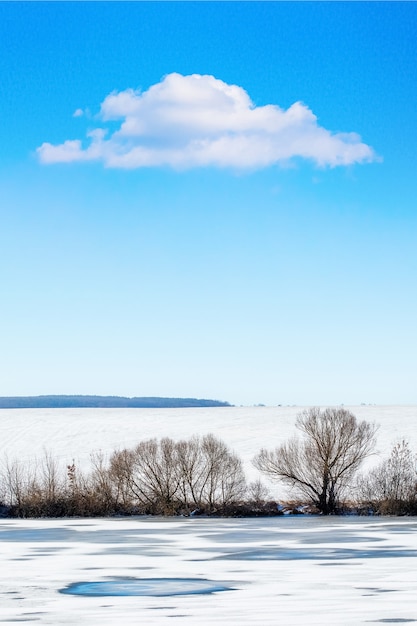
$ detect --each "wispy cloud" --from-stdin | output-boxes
[37,73,377,170]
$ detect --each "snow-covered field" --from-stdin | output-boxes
[1,406,417,624]
[1,515,417,625]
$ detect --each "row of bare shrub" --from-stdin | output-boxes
[0,434,277,518]
[1,430,417,518]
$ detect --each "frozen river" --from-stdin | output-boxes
[1,515,417,625]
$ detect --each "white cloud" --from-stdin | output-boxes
[73,108,84,118]
[37,73,377,170]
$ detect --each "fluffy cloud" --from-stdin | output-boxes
[37,73,376,170]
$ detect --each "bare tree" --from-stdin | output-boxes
[246,479,271,505]
[109,434,247,514]
[253,407,378,514]
[1,451,67,516]
[358,440,417,514]
[111,438,182,514]
[176,436,208,511]
[1,457,30,515]
[199,434,246,509]
[89,451,123,514]
[107,448,137,510]
[38,450,64,504]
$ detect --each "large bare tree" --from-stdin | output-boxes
[253,407,378,514]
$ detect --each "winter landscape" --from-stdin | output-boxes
[1,406,417,624]
[2,1,417,623]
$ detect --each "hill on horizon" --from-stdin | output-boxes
[0,395,232,409]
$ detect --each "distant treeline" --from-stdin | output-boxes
[0,395,232,409]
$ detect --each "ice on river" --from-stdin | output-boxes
[1,516,417,625]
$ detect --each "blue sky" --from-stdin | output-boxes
[1,1,417,406]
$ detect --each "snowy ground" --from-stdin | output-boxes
[1,516,417,625]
